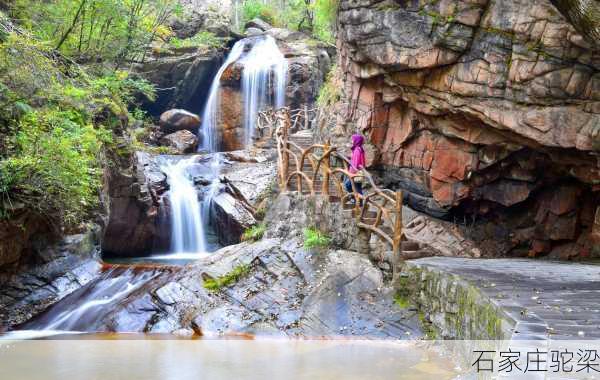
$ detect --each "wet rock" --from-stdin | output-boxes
[41,233,422,338]
[160,130,199,154]
[159,109,202,134]
[0,228,102,330]
[245,18,272,32]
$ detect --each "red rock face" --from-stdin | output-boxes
[326,0,600,257]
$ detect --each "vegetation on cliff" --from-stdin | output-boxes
[240,0,338,43]
[0,13,155,230]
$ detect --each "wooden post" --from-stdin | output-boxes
[392,190,403,277]
[304,104,309,130]
[280,110,290,192]
[322,140,330,196]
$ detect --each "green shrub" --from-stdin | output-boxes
[169,31,224,50]
[313,0,338,43]
[303,227,331,249]
[0,108,111,226]
[242,0,278,25]
[242,223,267,242]
[203,264,251,291]
[316,64,340,107]
[9,0,179,63]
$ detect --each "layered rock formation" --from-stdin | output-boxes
[102,151,170,256]
[324,0,600,258]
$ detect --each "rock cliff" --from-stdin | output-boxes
[322,0,600,258]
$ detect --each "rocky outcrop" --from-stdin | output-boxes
[169,0,234,38]
[102,151,169,256]
[323,0,600,258]
[209,149,278,245]
[137,47,224,116]
[136,0,236,116]
[268,28,334,110]
[210,179,257,246]
[0,214,52,273]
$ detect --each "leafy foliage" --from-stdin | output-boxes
[203,264,251,291]
[242,0,278,26]
[239,0,338,43]
[169,31,224,50]
[6,0,178,63]
[303,227,330,249]
[241,223,266,242]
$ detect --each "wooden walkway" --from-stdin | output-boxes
[269,108,405,261]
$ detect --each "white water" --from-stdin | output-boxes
[240,35,288,146]
[161,158,207,254]
[200,34,288,151]
[200,42,246,152]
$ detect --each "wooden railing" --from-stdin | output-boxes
[270,107,404,261]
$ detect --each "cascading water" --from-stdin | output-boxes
[240,36,288,146]
[161,158,207,254]
[200,42,246,152]
[200,34,288,151]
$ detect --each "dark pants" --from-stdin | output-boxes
[344,178,362,195]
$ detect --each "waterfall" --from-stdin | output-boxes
[161,158,207,254]
[200,34,288,151]
[200,42,245,152]
[240,35,288,146]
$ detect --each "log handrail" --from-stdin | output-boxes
[268,107,404,263]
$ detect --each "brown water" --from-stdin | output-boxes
[0,337,462,379]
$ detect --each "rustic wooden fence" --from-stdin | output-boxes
[269,107,404,261]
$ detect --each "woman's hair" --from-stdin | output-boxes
[351,134,364,150]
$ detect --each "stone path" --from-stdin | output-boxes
[408,257,600,340]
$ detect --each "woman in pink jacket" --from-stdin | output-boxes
[344,134,366,196]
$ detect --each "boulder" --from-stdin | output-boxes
[245,27,263,37]
[244,18,272,32]
[159,109,201,134]
[159,130,199,154]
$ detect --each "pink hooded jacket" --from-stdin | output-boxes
[349,134,366,174]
